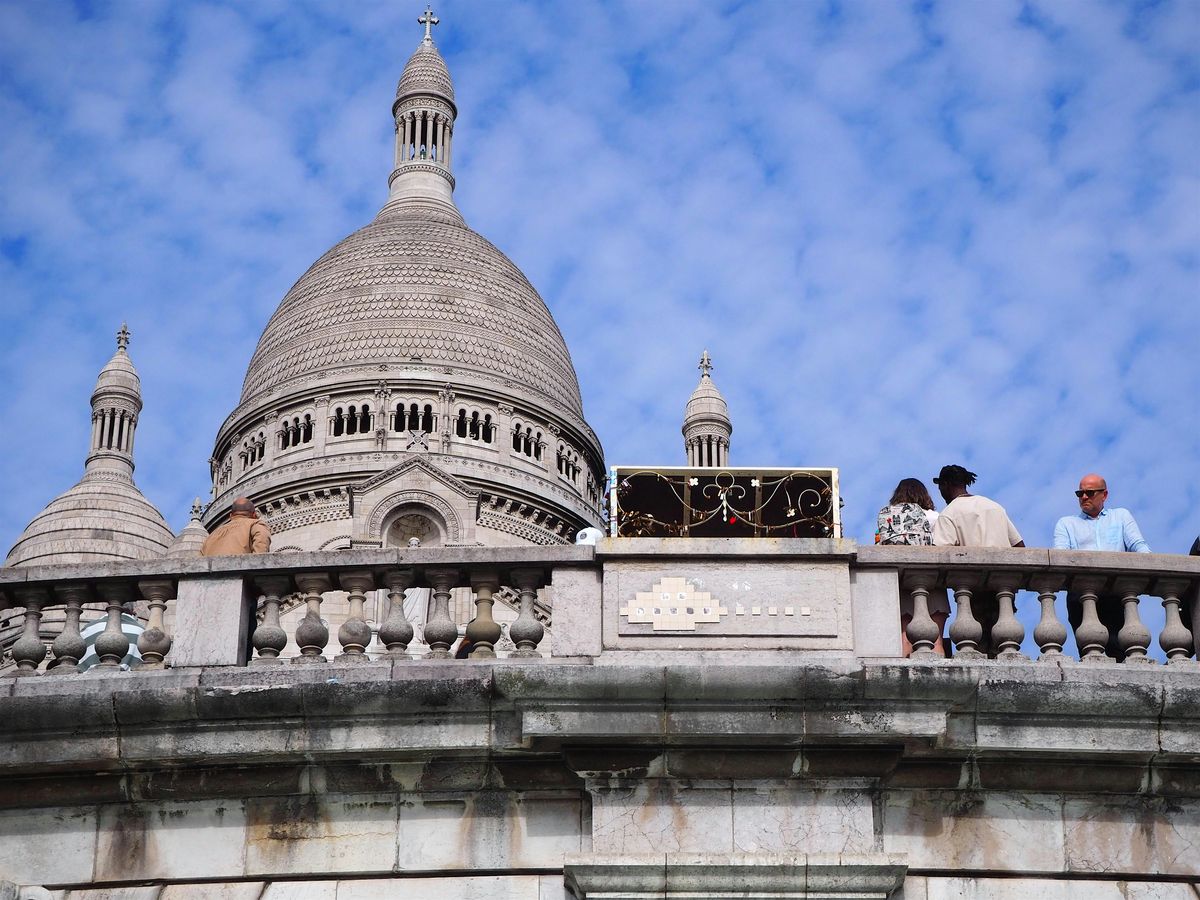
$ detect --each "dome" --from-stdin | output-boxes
[5,472,174,567]
[165,498,209,559]
[684,376,731,426]
[237,205,585,416]
[396,41,455,109]
[92,325,140,402]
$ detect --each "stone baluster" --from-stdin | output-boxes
[136,579,174,669]
[293,574,332,662]
[948,574,985,660]
[10,588,49,675]
[1030,576,1067,660]
[1071,574,1110,662]
[903,570,941,658]
[49,583,89,674]
[509,567,546,658]
[424,568,460,659]
[252,576,291,664]
[466,571,502,659]
[337,571,375,662]
[1155,578,1195,665]
[1113,576,1152,664]
[94,583,132,669]
[379,569,416,658]
[990,576,1026,661]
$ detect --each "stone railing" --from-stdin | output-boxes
[857,545,1200,664]
[0,541,1197,674]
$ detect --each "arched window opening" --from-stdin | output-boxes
[359,403,371,432]
[333,407,345,437]
[301,414,313,443]
[512,424,522,452]
[455,408,468,438]
[346,405,359,436]
[534,432,543,461]
[483,414,494,444]
[421,404,435,433]
[104,410,115,450]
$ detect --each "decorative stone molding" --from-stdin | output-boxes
[478,509,569,546]
[366,489,461,543]
[563,854,907,899]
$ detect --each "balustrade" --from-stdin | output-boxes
[884,550,1199,665]
[0,546,1195,674]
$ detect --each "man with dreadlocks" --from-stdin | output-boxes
[931,464,1025,657]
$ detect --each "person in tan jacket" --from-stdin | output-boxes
[200,497,271,556]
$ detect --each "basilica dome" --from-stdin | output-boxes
[238,206,584,418]
[206,21,604,551]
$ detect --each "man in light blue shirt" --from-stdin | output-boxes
[1053,473,1150,658]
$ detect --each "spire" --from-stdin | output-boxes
[419,5,439,43]
[87,323,143,479]
[384,5,460,218]
[682,350,732,468]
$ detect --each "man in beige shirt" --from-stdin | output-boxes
[200,497,271,556]
[931,465,1024,656]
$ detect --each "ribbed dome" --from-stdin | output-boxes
[396,41,455,108]
[92,337,140,402]
[5,472,174,567]
[238,204,585,416]
[684,375,731,427]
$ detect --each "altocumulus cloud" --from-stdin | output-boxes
[0,0,1197,651]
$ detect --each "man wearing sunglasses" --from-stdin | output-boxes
[1053,473,1150,658]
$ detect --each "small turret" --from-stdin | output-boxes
[166,498,209,559]
[5,325,173,567]
[682,350,732,468]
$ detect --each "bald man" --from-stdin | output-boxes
[200,497,271,556]
[1053,473,1149,658]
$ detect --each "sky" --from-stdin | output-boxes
[0,0,1197,650]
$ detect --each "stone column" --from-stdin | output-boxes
[337,571,375,661]
[263,411,279,467]
[1030,575,1067,659]
[313,396,330,456]
[424,568,460,659]
[466,571,502,659]
[509,567,546,658]
[1114,576,1152,664]
[402,113,411,162]
[94,583,132,669]
[990,576,1026,661]
[50,583,88,674]
[444,123,452,167]
[293,573,332,662]
[948,574,985,660]
[379,568,416,659]
[251,575,291,664]
[1155,578,1195,664]
[903,570,941,659]
[136,579,174,669]
[496,403,514,464]
[1072,574,1110,662]
[10,588,49,675]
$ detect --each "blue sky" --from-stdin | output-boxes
[1,1,1197,611]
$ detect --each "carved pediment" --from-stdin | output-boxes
[354,453,480,502]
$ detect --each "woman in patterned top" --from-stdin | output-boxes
[876,478,937,545]
[877,478,949,657]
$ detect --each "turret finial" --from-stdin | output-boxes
[698,349,712,377]
[418,4,439,43]
[190,497,204,520]
[117,322,130,353]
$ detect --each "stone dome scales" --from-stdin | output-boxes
[238,214,584,416]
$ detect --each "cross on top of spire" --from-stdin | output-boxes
[698,350,713,377]
[418,5,439,43]
[116,323,130,352]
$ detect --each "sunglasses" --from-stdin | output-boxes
[1075,489,1106,498]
